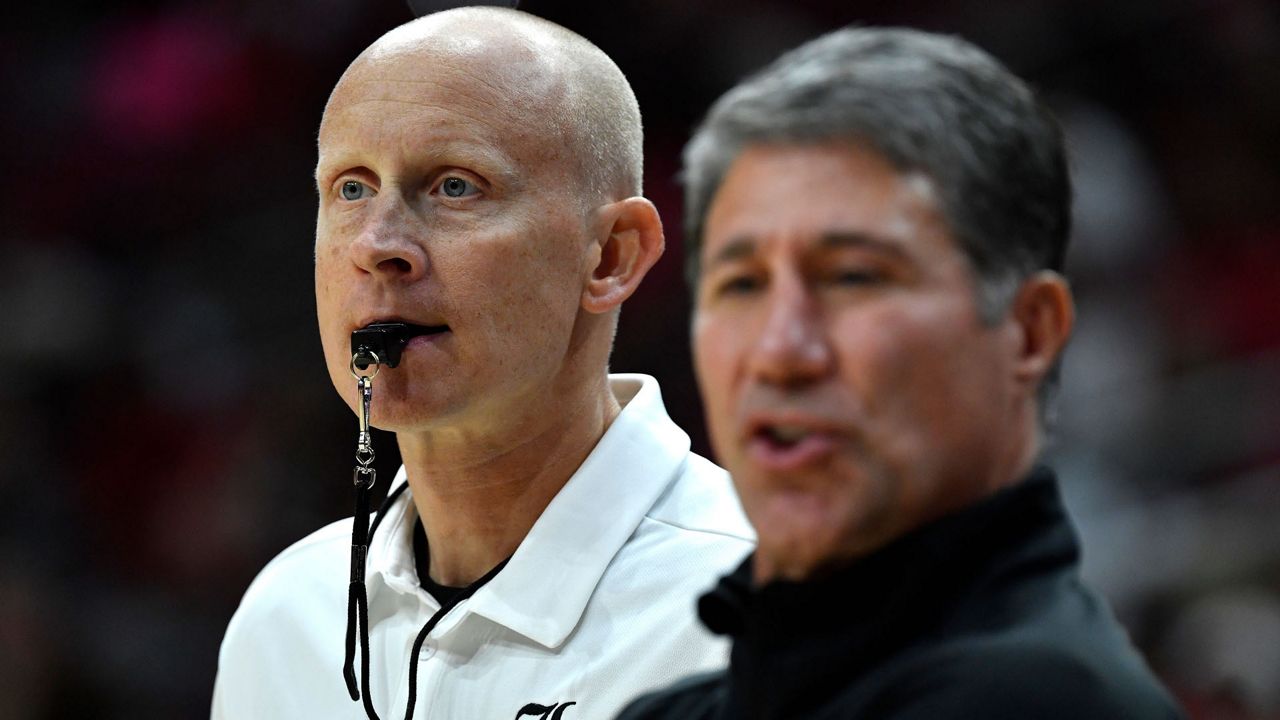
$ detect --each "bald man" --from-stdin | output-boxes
[211,8,752,720]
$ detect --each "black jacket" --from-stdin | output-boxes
[617,468,1184,720]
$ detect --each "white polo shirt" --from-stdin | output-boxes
[213,374,754,719]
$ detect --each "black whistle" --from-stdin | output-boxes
[351,323,413,370]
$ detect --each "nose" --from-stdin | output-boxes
[747,275,834,387]
[349,191,428,283]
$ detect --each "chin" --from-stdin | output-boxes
[750,505,838,571]
[380,385,481,430]
[754,532,836,584]
[368,403,444,433]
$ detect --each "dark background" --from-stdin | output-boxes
[2,1,1279,718]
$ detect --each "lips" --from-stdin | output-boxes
[761,424,811,445]
[742,416,841,472]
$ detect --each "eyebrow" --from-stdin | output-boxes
[313,140,519,187]
[704,231,909,268]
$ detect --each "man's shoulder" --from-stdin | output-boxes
[614,670,727,720]
[613,637,1185,720]
[223,517,353,634]
[864,633,1184,720]
[214,517,358,718]
[591,451,751,639]
[642,452,754,546]
[248,517,352,592]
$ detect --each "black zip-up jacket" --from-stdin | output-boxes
[617,467,1185,720]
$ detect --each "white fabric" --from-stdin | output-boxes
[213,374,754,719]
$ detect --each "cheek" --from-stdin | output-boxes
[446,219,587,360]
[312,235,345,306]
[827,305,954,481]
[829,307,920,415]
[833,301,1000,469]
[477,241,578,319]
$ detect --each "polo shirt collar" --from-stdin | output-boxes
[366,374,691,649]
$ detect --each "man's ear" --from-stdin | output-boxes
[1009,271,1075,387]
[581,197,665,314]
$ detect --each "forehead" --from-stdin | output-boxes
[318,35,567,168]
[702,143,955,263]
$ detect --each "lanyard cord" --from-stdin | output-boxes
[402,557,508,718]
[343,372,381,716]
[342,337,514,719]
[344,480,509,720]
[344,479,410,719]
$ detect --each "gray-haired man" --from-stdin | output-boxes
[619,26,1184,720]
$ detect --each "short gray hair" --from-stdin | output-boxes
[683,26,1071,321]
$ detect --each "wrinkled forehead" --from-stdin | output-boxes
[706,143,947,244]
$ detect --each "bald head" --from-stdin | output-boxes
[328,7,643,203]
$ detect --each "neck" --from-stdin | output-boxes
[396,372,620,587]
[991,403,1043,494]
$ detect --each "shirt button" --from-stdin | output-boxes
[417,642,435,661]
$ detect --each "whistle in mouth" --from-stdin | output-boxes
[350,323,413,370]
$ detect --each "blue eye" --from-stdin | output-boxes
[440,176,477,198]
[340,180,372,201]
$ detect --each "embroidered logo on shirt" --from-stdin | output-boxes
[514,701,576,719]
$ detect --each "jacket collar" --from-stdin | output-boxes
[367,374,691,648]
[700,467,1078,715]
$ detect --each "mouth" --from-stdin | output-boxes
[757,424,813,447]
[350,320,450,369]
[744,420,838,472]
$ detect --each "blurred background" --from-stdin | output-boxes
[2,0,1278,717]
